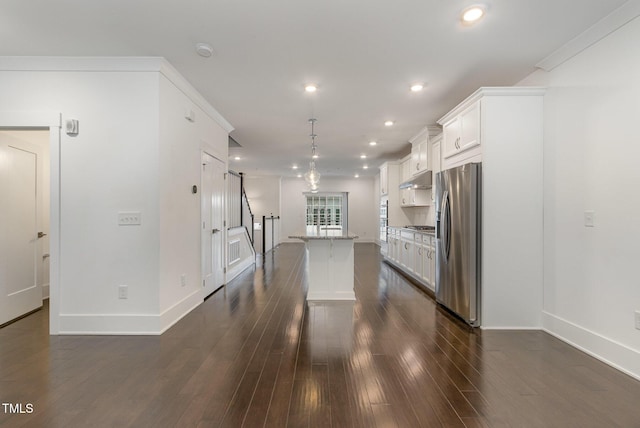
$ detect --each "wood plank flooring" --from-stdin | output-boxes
[2,243,640,427]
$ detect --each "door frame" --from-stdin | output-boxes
[0,111,61,334]
[200,150,226,297]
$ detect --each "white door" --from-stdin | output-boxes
[0,138,42,325]
[201,152,225,297]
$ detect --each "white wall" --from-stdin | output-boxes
[0,58,231,334]
[280,176,378,243]
[158,73,229,319]
[243,175,281,220]
[0,67,162,328]
[519,16,640,378]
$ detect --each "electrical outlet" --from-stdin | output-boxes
[180,274,187,287]
[635,311,640,330]
[118,212,141,226]
[118,285,128,299]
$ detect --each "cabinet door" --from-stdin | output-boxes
[401,239,414,272]
[419,140,429,172]
[410,144,420,176]
[401,158,411,182]
[400,188,409,207]
[442,117,460,159]
[459,101,480,152]
[414,237,423,279]
[422,243,431,284]
[431,141,441,203]
[380,164,388,195]
[428,240,436,291]
[432,141,441,175]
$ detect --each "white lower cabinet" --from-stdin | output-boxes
[414,234,424,280]
[388,228,400,263]
[426,236,435,291]
[383,228,436,294]
[400,230,414,273]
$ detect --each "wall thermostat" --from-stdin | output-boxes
[66,119,79,135]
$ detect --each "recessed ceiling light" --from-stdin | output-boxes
[354,174,360,178]
[369,141,377,146]
[462,5,485,23]
[292,165,298,169]
[234,156,241,160]
[312,154,319,159]
[363,165,369,169]
[384,120,394,127]
[297,174,302,178]
[304,84,317,93]
[360,154,367,159]
[410,84,424,92]
[196,43,214,58]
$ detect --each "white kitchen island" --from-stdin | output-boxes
[289,230,358,301]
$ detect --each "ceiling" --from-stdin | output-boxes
[0,0,630,179]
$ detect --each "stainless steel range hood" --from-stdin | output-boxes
[399,170,433,189]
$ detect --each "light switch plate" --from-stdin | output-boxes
[584,211,595,227]
[118,285,128,299]
[118,212,141,226]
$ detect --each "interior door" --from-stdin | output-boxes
[201,152,225,297]
[0,138,42,325]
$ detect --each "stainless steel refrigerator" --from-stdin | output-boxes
[435,163,481,326]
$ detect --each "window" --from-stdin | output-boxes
[305,193,348,234]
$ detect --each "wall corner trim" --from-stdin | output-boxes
[536,0,640,71]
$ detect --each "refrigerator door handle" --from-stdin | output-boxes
[440,190,450,263]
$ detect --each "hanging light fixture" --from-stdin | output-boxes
[304,118,321,191]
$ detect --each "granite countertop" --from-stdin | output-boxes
[388,226,436,236]
[413,229,436,236]
[289,229,359,240]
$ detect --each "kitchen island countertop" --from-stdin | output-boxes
[288,231,359,241]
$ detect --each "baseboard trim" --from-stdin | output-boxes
[542,311,640,381]
[158,290,203,334]
[58,290,203,335]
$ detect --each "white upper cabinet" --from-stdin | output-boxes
[431,133,442,175]
[379,163,388,196]
[400,187,430,207]
[409,127,430,176]
[441,100,480,168]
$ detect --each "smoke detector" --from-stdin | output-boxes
[195,43,214,58]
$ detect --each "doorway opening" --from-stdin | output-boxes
[0,111,61,334]
[0,129,51,327]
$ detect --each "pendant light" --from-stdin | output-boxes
[304,118,320,191]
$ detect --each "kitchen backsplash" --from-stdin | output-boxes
[408,207,434,226]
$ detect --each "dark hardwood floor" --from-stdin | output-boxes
[2,243,640,427]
